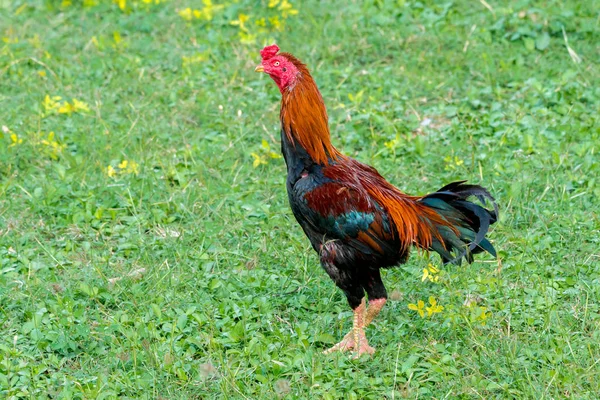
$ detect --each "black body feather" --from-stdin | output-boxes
[420,181,498,264]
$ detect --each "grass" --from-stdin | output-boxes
[1,0,599,398]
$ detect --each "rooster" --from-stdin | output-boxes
[255,44,498,356]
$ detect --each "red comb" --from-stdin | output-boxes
[260,44,280,60]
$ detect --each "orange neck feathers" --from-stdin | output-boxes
[277,53,455,250]
[279,53,341,166]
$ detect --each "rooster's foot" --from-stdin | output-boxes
[323,328,375,357]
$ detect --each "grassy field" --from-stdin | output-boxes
[1,0,599,398]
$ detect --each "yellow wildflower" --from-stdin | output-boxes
[72,99,90,113]
[43,96,88,116]
[278,0,298,18]
[43,95,62,113]
[9,133,23,147]
[409,297,443,318]
[251,153,267,168]
[477,307,490,324]
[268,0,280,7]
[178,7,193,21]
[384,134,401,150]
[113,31,122,45]
[179,2,221,22]
[40,132,67,159]
[260,140,281,159]
[56,98,89,114]
[116,160,139,174]
[269,16,282,31]
[467,305,490,325]
[40,131,55,146]
[38,70,47,78]
[199,0,222,21]
[177,2,223,22]
[107,160,139,177]
[125,160,139,174]
[107,165,117,177]
[61,0,72,7]
[231,13,250,31]
[421,263,440,282]
[114,0,126,11]
[426,296,443,316]
[255,17,266,27]
[58,102,75,114]
[408,300,425,318]
[444,155,464,170]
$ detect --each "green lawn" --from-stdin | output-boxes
[1,0,599,398]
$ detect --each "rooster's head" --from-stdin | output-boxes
[255,44,302,93]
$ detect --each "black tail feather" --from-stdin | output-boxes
[419,181,498,264]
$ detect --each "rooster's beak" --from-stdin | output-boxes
[254,64,265,73]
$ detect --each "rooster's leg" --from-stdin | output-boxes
[323,269,388,356]
[323,298,375,356]
[364,298,387,326]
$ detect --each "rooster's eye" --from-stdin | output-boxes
[274,61,280,66]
